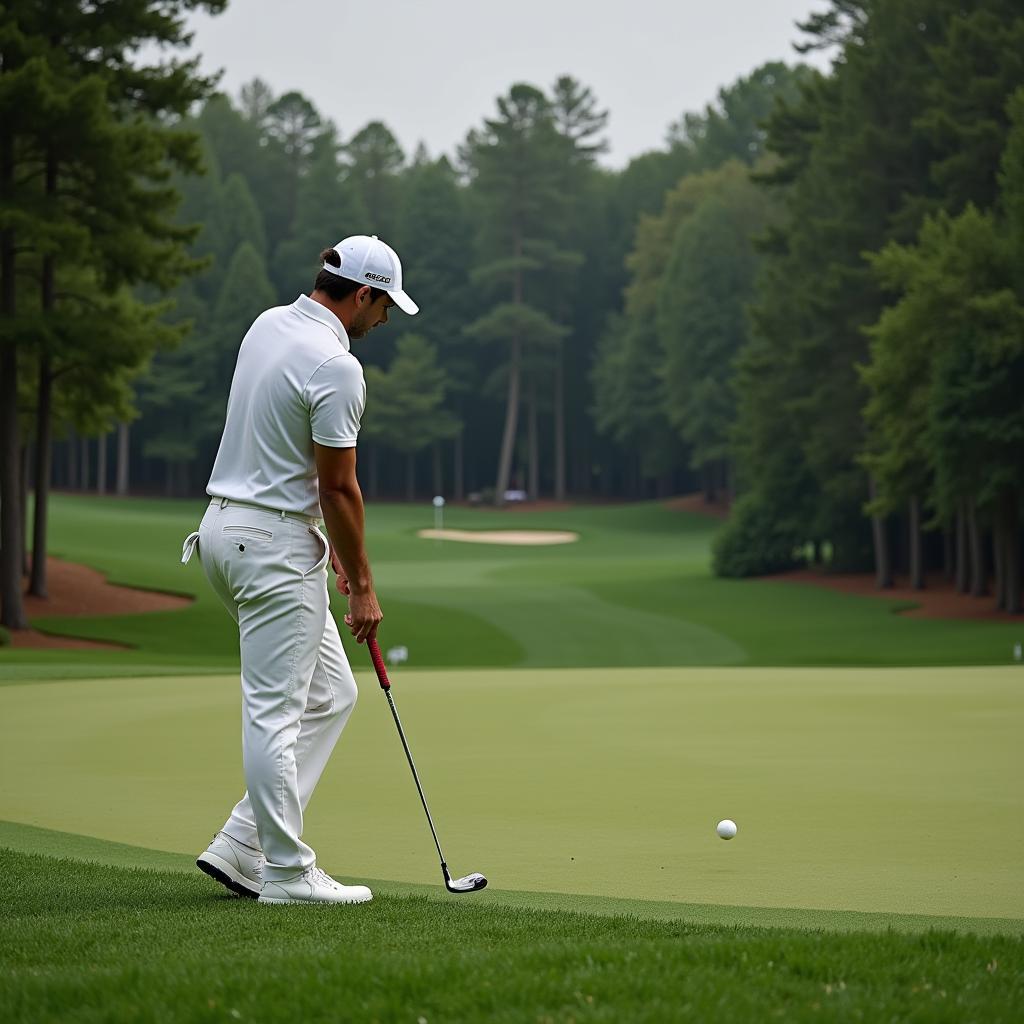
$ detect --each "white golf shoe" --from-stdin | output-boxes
[196,832,264,899]
[258,867,373,906]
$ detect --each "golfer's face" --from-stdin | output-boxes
[350,293,395,339]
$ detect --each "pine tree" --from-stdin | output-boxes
[727,1,963,575]
[362,335,460,500]
[0,0,224,620]
[264,90,323,242]
[344,121,405,241]
[863,87,1024,611]
[656,163,773,501]
[395,157,474,495]
[463,84,578,503]
[272,131,368,301]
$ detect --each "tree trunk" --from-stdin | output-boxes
[0,344,24,628]
[955,500,968,593]
[79,436,90,491]
[494,337,521,505]
[454,430,464,503]
[368,445,379,500]
[29,358,54,598]
[908,495,924,590]
[527,378,539,500]
[0,125,26,628]
[116,421,130,495]
[570,435,585,495]
[1003,490,1021,615]
[20,443,30,577]
[553,345,566,501]
[868,477,892,589]
[406,452,415,502]
[967,498,987,597]
[30,153,58,595]
[97,432,108,495]
[68,429,78,491]
[496,238,524,507]
[993,504,1006,612]
[703,464,717,504]
[432,441,442,497]
[942,528,954,582]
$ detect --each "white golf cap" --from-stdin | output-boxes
[321,234,419,315]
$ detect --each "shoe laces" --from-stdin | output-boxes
[305,867,341,890]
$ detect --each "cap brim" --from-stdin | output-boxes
[391,289,419,315]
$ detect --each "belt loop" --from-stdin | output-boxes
[280,509,286,521]
[219,496,229,509]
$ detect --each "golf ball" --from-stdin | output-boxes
[716,819,738,840]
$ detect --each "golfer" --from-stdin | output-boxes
[180,235,418,905]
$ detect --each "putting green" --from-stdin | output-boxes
[2,665,1020,923]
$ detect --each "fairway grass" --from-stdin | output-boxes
[3,493,1023,679]
[2,667,1021,924]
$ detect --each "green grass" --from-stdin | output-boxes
[2,494,1023,1019]
[2,492,1022,680]
[2,844,1021,1024]
[2,667,1021,922]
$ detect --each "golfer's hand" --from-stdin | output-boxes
[329,547,350,595]
[344,589,382,645]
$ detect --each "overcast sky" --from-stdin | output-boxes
[181,0,833,167]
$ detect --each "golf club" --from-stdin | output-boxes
[367,637,488,894]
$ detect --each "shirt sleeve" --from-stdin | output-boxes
[304,355,366,448]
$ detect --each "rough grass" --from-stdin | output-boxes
[2,848,1021,1024]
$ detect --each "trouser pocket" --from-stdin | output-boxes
[222,524,275,545]
[300,526,330,578]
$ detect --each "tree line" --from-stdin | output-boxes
[116,60,809,510]
[713,0,1024,614]
[592,0,1023,614]
[2,0,1022,632]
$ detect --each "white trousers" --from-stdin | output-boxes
[185,498,358,881]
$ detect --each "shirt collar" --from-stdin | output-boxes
[293,294,350,351]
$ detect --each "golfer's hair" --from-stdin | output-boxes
[314,248,387,302]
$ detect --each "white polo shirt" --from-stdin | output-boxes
[206,294,365,518]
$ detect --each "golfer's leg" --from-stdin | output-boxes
[233,568,328,881]
[293,607,359,811]
[195,514,262,851]
[221,595,357,847]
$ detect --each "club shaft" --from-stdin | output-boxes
[384,687,448,871]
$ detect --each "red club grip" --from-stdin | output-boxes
[368,638,391,690]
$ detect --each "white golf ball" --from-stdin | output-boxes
[716,819,738,840]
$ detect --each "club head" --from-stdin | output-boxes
[444,870,488,893]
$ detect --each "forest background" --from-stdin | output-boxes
[2,0,1022,632]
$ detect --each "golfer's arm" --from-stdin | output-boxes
[314,443,373,594]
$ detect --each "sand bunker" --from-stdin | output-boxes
[417,529,579,546]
